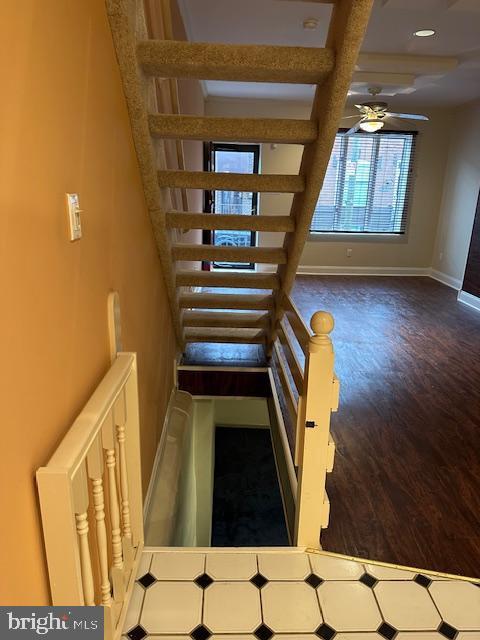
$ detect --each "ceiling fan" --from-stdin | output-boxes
[343,87,429,136]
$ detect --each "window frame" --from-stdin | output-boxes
[309,129,418,239]
[203,142,260,270]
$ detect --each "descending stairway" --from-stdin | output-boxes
[106,0,374,351]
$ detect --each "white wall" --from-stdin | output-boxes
[145,397,272,547]
[432,100,480,287]
[206,97,453,271]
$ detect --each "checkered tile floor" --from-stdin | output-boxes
[122,548,480,640]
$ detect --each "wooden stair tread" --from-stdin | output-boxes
[149,114,317,144]
[166,212,295,233]
[179,293,274,311]
[137,40,334,84]
[176,270,279,289]
[172,244,287,265]
[183,310,270,329]
[158,170,304,193]
[184,327,267,344]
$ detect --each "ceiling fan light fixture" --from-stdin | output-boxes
[359,118,385,133]
[414,29,436,37]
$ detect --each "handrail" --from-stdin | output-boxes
[271,303,339,549]
[294,311,337,547]
[277,318,304,394]
[283,294,311,356]
[275,294,309,464]
[273,340,298,429]
[37,353,143,640]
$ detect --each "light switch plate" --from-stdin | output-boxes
[66,193,82,241]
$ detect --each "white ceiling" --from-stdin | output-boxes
[177,0,480,108]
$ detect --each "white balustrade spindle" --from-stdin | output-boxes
[114,392,132,541]
[75,513,95,606]
[92,478,112,604]
[106,448,124,570]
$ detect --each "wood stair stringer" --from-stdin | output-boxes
[269,0,375,351]
[106,0,184,346]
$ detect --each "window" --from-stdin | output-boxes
[204,143,260,269]
[311,131,416,234]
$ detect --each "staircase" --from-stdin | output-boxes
[106,0,374,352]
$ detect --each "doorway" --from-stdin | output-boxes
[204,142,260,270]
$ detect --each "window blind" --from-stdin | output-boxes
[311,130,417,234]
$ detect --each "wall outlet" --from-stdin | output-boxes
[347,248,353,258]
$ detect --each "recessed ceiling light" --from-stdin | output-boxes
[414,29,436,37]
[303,18,318,30]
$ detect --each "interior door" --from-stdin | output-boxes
[204,143,260,270]
[462,189,480,298]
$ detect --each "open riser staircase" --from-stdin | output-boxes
[106,0,374,352]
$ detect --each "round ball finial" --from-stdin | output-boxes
[310,311,334,335]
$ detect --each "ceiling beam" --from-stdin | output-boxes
[352,71,415,86]
[357,52,458,75]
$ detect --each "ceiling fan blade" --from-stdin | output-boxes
[386,112,429,121]
[344,122,361,136]
[341,115,361,120]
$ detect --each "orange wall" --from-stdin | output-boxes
[0,0,176,604]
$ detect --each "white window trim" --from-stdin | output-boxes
[308,231,409,244]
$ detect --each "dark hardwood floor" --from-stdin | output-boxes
[181,276,480,577]
[292,275,480,578]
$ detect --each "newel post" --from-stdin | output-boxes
[294,311,335,548]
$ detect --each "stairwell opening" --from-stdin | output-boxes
[144,368,296,547]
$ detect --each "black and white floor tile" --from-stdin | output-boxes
[123,549,480,640]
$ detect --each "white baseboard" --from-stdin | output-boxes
[264,263,467,292]
[296,265,431,277]
[429,269,462,291]
[458,290,480,312]
[143,387,176,525]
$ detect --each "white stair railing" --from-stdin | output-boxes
[272,299,339,548]
[294,311,339,548]
[36,353,143,640]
